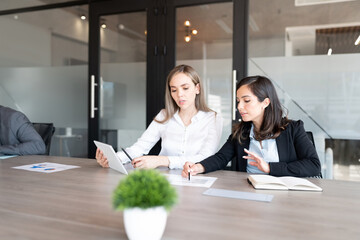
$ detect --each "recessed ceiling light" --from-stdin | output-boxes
[295,0,356,6]
[327,48,332,55]
[118,24,125,30]
[355,35,360,45]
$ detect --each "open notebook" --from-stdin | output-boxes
[248,175,322,192]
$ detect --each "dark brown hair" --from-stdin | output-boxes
[232,76,289,143]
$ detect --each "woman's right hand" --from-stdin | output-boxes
[95,148,109,168]
[181,162,205,178]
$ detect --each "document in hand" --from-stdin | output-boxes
[248,175,323,192]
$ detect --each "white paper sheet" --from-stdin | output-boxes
[12,162,80,173]
[203,188,274,202]
[164,174,217,188]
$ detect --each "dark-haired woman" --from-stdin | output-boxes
[182,76,321,177]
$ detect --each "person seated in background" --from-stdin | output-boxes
[96,64,223,169]
[0,105,46,156]
[182,75,321,178]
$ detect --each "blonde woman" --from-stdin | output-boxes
[96,64,223,169]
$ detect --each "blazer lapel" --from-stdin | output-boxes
[275,131,287,162]
[237,137,250,171]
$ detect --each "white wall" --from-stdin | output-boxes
[0,17,51,67]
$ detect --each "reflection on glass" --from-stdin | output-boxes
[0,6,89,157]
[0,0,76,12]
[176,3,233,146]
[248,0,360,181]
[100,12,147,151]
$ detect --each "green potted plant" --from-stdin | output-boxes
[112,169,177,240]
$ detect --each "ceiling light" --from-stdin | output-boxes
[100,18,107,29]
[327,48,332,55]
[184,20,198,42]
[80,14,86,20]
[118,24,125,30]
[117,24,146,41]
[355,35,360,45]
[295,0,356,6]
[249,15,259,32]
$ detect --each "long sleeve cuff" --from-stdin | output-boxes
[168,156,184,170]
[116,151,131,164]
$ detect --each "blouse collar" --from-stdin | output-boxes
[174,110,205,126]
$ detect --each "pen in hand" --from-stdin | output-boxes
[188,165,191,181]
[121,147,133,163]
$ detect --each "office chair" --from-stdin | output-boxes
[306,131,315,149]
[306,131,323,179]
[32,123,55,155]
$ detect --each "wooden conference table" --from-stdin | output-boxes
[0,156,359,240]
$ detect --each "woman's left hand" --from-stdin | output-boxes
[132,155,169,169]
[243,148,270,174]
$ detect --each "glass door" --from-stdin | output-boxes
[0,5,89,157]
[98,12,147,152]
[88,1,148,157]
[173,0,247,146]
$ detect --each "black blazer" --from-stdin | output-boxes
[200,120,321,177]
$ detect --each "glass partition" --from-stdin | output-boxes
[0,0,76,11]
[99,11,147,151]
[176,2,233,147]
[249,0,360,181]
[0,6,88,157]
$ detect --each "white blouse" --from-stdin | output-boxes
[116,110,223,169]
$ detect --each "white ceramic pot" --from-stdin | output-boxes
[123,206,167,240]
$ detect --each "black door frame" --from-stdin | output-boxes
[88,0,153,157]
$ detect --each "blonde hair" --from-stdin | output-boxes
[155,64,213,124]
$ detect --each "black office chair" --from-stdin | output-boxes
[306,131,323,179]
[306,131,316,149]
[32,123,55,155]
